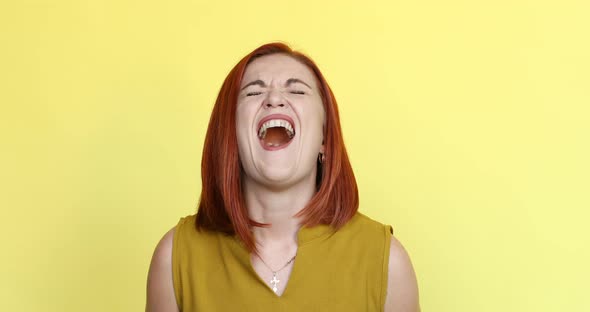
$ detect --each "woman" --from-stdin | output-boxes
[146,43,420,311]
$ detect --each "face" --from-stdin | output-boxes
[236,54,326,188]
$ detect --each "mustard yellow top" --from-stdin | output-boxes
[172,212,393,311]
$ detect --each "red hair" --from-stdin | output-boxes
[195,42,358,253]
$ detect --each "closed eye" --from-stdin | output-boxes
[246,91,263,96]
[290,90,305,95]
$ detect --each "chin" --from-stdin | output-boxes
[256,163,298,184]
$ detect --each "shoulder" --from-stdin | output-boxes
[343,213,420,311]
[332,212,393,250]
[152,227,176,267]
[348,212,392,234]
[384,235,420,312]
[146,226,179,312]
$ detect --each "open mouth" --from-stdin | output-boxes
[257,117,296,150]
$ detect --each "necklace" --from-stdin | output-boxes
[257,253,297,293]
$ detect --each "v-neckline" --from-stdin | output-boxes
[249,252,297,298]
[230,223,336,298]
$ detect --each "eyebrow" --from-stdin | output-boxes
[241,79,266,90]
[240,78,313,90]
[286,78,312,89]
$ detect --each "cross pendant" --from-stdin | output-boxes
[270,273,280,293]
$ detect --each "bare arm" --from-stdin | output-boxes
[146,227,179,312]
[384,235,420,312]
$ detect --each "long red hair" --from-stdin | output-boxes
[195,42,358,253]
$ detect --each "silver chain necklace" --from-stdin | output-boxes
[257,253,297,293]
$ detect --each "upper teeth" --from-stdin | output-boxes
[258,119,295,139]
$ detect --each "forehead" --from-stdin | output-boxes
[241,54,317,86]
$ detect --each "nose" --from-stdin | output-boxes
[263,89,286,109]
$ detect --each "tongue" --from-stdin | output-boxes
[263,127,291,147]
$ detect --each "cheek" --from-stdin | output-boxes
[235,106,254,146]
[302,105,326,144]
[235,104,253,128]
[311,99,326,135]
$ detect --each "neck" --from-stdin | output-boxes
[242,174,317,249]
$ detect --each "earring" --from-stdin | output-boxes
[318,153,325,164]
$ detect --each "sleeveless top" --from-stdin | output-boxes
[172,212,393,311]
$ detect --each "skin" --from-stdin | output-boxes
[236,54,326,296]
[236,53,325,189]
[146,54,420,311]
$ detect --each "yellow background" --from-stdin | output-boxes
[1,0,588,311]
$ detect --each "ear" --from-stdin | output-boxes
[320,125,326,154]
